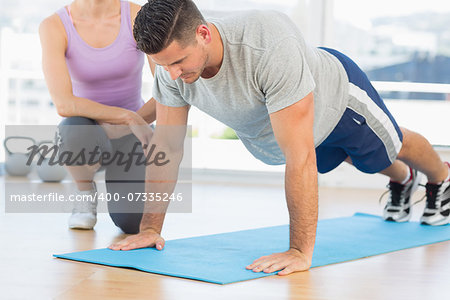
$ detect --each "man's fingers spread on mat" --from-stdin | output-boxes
[277,267,295,276]
[121,243,137,251]
[246,256,269,269]
[251,259,280,273]
[247,257,282,272]
[109,242,132,251]
[109,232,165,251]
[109,240,130,250]
[247,249,311,275]
[109,235,140,250]
[122,234,164,250]
[263,262,286,273]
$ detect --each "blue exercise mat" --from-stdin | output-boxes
[54,213,450,284]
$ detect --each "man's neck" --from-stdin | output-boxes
[201,22,224,78]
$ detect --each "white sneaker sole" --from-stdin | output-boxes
[68,213,97,230]
[383,171,422,223]
[420,215,450,226]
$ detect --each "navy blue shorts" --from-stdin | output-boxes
[315,48,403,174]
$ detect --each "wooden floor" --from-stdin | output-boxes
[0,176,449,300]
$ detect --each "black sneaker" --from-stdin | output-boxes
[420,162,450,226]
[383,168,420,222]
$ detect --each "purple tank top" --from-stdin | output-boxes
[57,1,145,112]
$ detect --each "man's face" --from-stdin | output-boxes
[150,38,209,84]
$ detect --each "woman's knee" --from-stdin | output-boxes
[57,117,97,150]
[109,213,142,234]
[56,117,110,164]
[59,116,96,126]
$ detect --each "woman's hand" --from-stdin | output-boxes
[125,111,154,148]
[99,122,132,140]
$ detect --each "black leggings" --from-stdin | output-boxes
[57,117,145,234]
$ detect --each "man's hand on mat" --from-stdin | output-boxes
[245,248,311,276]
[108,229,165,251]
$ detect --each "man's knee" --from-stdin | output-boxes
[397,127,415,160]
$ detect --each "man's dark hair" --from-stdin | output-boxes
[134,0,206,54]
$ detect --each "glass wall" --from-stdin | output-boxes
[331,0,450,101]
[1,0,449,163]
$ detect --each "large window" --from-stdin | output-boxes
[1,1,449,166]
[332,0,450,101]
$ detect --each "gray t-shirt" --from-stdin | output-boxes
[153,10,349,165]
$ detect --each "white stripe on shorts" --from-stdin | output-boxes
[348,83,403,161]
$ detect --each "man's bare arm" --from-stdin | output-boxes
[109,103,190,251]
[246,92,317,275]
